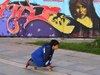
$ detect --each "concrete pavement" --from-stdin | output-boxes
[0,38,100,75]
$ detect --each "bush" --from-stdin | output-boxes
[94,37,100,48]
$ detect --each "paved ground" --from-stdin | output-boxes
[0,38,100,75]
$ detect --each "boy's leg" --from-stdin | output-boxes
[26,58,33,68]
[30,61,37,66]
[30,61,37,70]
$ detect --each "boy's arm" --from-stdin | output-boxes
[43,47,53,67]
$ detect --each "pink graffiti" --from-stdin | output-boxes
[71,33,99,37]
[43,0,64,2]
[0,0,61,34]
[94,0,100,3]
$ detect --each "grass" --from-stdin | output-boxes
[26,38,100,55]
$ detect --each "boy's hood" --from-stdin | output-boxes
[42,43,50,46]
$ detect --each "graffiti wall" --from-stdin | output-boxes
[0,0,100,37]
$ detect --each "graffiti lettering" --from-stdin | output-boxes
[0,0,10,17]
[0,0,79,35]
[0,0,61,34]
[7,4,20,34]
[48,13,75,34]
[94,0,100,3]
[43,0,64,2]
[23,6,35,28]
[71,33,99,37]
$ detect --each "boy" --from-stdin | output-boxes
[26,40,59,69]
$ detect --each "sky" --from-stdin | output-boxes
[0,0,100,17]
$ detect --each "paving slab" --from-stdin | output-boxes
[65,64,97,72]
[69,71,91,75]
[87,68,100,75]
[0,62,45,75]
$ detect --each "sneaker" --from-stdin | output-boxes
[26,58,33,68]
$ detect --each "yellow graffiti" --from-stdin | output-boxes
[77,16,93,28]
[48,13,75,34]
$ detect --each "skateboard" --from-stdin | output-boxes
[25,66,56,71]
[33,66,56,71]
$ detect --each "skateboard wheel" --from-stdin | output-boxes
[49,68,52,71]
[32,67,37,70]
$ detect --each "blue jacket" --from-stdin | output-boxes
[31,43,54,67]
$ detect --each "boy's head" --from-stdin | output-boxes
[50,40,59,50]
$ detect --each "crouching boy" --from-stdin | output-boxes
[26,40,59,69]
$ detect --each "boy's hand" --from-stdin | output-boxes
[46,66,51,69]
[49,65,53,68]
